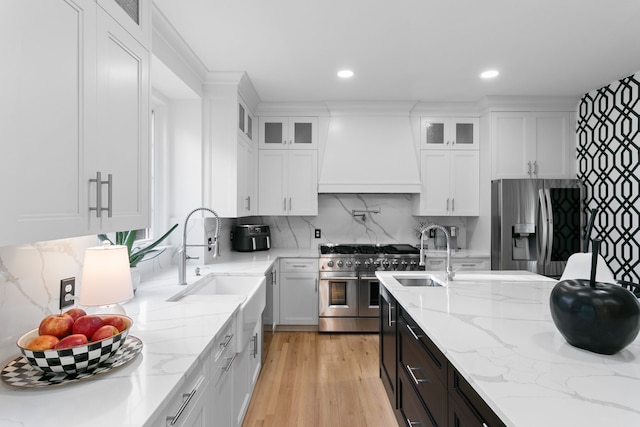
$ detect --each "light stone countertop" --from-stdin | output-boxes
[377,270,640,427]
[0,248,312,427]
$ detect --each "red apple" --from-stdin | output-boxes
[38,314,74,339]
[91,325,119,342]
[26,335,59,351]
[63,307,87,322]
[72,315,104,339]
[101,315,128,332]
[55,334,88,349]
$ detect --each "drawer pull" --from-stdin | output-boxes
[389,305,396,327]
[405,418,422,426]
[223,353,237,372]
[220,333,233,349]
[166,377,203,426]
[406,324,423,341]
[406,365,430,385]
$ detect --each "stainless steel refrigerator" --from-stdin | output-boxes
[491,179,583,278]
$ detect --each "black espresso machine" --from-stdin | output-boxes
[232,225,271,252]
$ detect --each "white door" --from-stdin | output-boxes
[287,150,318,215]
[491,112,530,179]
[450,151,480,216]
[531,112,574,178]
[450,118,480,150]
[280,272,318,325]
[0,0,95,246]
[93,9,150,232]
[258,150,287,215]
[289,117,318,149]
[419,151,450,216]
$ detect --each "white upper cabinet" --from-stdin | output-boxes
[0,0,150,247]
[413,150,479,216]
[259,117,318,149]
[97,0,151,47]
[491,111,575,179]
[204,78,259,218]
[420,117,479,150]
[258,150,318,216]
[91,7,150,233]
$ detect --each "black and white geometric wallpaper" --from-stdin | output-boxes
[577,72,640,284]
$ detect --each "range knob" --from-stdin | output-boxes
[354,260,361,267]
[391,261,399,270]
[327,260,334,268]
[346,260,353,268]
[364,259,371,267]
[401,261,408,270]
[382,260,390,269]
[374,260,381,268]
[337,260,344,268]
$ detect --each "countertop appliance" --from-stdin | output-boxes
[491,179,583,278]
[318,243,421,332]
[232,225,271,252]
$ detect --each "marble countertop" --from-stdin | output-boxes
[377,270,640,427]
[0,249,310,427]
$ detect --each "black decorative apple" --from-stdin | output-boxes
[550,240,640,355]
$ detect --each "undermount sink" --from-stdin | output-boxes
[168,274,266,351]
[394,275,444,287]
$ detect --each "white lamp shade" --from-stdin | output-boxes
[79,244,134,306]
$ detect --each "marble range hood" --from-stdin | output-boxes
[318,103,421,193]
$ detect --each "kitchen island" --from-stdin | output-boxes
[377,270,640,427]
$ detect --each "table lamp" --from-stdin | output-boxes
[79,242,134,315]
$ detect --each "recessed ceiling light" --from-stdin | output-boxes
[337,70,354,78]
[480,70,499,79]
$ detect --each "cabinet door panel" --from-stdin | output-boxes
[258,151,287,215]
[287,151,318,215]
[0,0,94,246]
[421,118,449,149]
[451,118,479,150]
[532,112,573,178]
[290,117,318,149]
[451,151,479,216]
[419,151,450,215]
[279,272,318,325]
[491,113,530,179]
[94,9,149,232]
[259,117,288,148]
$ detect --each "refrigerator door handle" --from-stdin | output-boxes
[545,188,553,264]
[538,189,548,265]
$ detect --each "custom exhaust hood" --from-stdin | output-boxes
[318,103,421,193]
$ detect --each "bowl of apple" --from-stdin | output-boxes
[16,308,132,375]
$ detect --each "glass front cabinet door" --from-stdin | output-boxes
[259,117,317,149]
[421,117,479,150]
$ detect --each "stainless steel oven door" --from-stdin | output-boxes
[319,274,358,318]
[358,274,380,317]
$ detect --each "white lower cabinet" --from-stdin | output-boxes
[210,318,237,427]
[423,257,490,272]
[232,319,262,427]
[279,258,319,325]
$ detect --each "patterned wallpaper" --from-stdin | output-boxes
[577,72,640,283]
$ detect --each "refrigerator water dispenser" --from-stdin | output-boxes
[512,223,536,261]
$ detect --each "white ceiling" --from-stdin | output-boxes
[153,0,640,103]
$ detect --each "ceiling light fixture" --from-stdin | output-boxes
[337,69,354,78]
[480,70,499,79]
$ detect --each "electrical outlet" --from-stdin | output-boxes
[59,277,75,310]
[429,229,435,238]
[315,229,321,239]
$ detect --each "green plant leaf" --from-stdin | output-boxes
[128,223,179,267]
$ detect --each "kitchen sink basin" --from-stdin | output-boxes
[168,274,266,351]
[394,275,444,287]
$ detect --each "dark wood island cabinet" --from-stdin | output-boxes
[380,287,506,427]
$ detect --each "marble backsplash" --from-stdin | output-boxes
[238,194,469,250]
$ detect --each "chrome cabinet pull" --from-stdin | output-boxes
[388,305,395,327]
[166,377,203,426]
[406,324,423,340]
[315,278,318,293]
[220,334,233,349]
[533,160,538,176]
[406,365,430,385]
[451,198,455,212]
[446,198,450,211]
[283,197,287,211]
[288,197,292,211]
[223,353,237,372]
[245,196,251,211]
[405,418,421,426]
[89,172,112,218]
[527,161,532,176]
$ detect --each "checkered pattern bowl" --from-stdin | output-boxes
[16,315,132,374]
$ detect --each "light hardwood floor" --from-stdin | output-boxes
[242,332,399,427]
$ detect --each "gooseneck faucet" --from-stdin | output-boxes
[178,207,221,286]
[419,224,455,281]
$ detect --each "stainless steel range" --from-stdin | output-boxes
[318,243,421,332]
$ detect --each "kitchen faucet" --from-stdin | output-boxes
[178,207,221,285]
[419,224,455,281]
